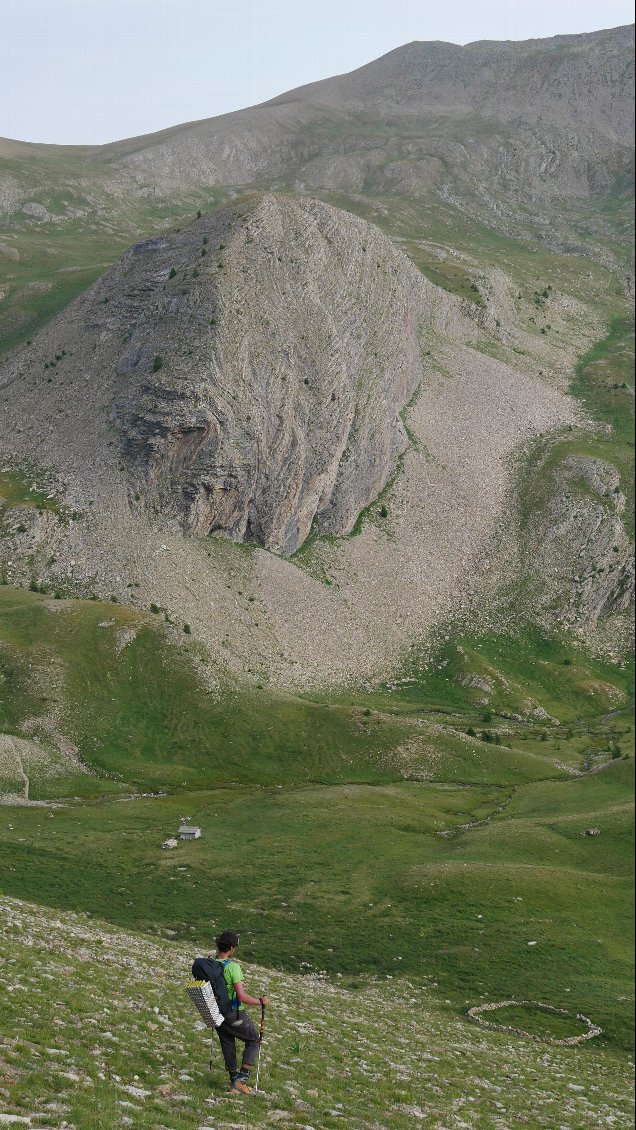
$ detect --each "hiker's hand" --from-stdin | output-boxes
[259,995,270,1007]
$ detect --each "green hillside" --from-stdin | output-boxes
[1,897,632,1130]
[0,585,633,1065]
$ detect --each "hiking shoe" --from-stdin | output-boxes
[230,1077,252,1095]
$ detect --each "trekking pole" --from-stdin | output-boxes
[255,1001,266,1091]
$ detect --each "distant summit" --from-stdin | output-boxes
[0,25,633,235]
[103,24,633,207]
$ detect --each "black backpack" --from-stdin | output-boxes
[192,957,241,1024]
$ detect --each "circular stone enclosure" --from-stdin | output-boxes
[467,1000,602,1046]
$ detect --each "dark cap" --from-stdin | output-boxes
[216,930,239,950]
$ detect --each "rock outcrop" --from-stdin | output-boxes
[0,194,429,555]
[522,453,635,631]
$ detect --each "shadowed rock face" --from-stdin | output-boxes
[2,194,428,555]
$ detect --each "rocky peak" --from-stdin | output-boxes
[2,193,434,555]
[115,193,429,554]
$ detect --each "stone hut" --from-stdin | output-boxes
[179,825,201,840]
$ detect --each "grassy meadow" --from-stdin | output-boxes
[0,584,633,1079]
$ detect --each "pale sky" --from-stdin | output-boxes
[1,0,633,145]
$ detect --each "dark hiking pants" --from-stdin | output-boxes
[216,1010,259,1073]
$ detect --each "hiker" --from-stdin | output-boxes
[214,930,270,1094]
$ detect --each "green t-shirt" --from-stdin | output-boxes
[221,959,244,1010]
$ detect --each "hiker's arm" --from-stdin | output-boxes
[234,982,270,1008]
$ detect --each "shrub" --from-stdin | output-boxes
[481,730,495,743]
[562,658,572,665]
[29,577,39,592]
[196,210,202,218]
[153,355,164,372]
[150,603,160,614]
[183,623,191,635]
[169,267,177,279]
[466,726,477,737]
[379,505,388,519]
[482,710,493,723]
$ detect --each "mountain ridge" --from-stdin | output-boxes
[1,25,633,197]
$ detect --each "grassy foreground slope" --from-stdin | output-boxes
[0,897,634,1130]
[0,585,633,1066]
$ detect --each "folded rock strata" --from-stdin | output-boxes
[2,193,428,555]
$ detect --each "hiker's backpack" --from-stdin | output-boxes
[191,957,242,1026]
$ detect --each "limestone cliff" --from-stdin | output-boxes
[0,194,428,555]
